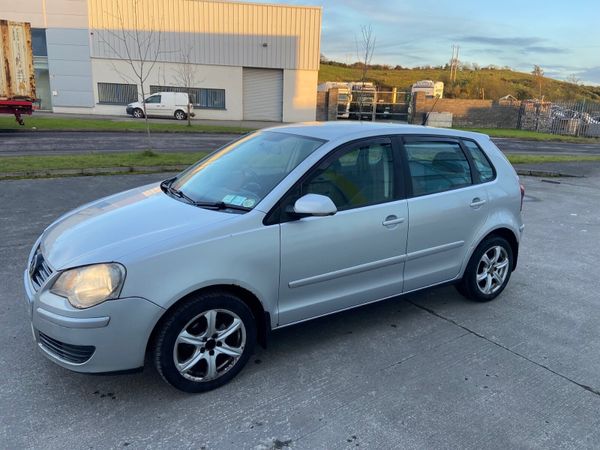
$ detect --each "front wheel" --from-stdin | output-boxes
[456,236,513,302]
[174,110,186,120]
[132,108,144,119]
[154,291,256,393]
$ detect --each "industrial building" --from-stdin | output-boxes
[2,0,322,121]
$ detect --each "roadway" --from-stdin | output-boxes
[1,131,600,157]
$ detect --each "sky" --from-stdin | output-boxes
[251,0,600,85]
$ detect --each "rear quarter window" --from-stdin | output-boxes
[462,140,495,183]
[404,141,472,196]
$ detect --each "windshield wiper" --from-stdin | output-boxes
[161,179,251,212]
[192,201,251,212]
[160,178,197,205]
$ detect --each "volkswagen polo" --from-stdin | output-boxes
[24,122,524,393]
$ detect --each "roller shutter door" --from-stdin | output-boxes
[243,68,283,121]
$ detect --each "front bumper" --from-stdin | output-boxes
[125,106,134,115]
[24,269,165,373]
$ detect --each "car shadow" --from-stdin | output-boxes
[34,284,473,402]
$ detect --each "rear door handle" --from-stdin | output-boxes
[470,198,487,208]
[382,215,405,227]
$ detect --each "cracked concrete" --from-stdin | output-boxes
[1,171,600,449]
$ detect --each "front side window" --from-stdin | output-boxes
[145,95,161,104]
[300,139,396,211]
[462,140,495,182]
[404,141,472,196]
[171,132,324,210]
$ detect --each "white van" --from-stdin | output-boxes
[126,92,194,120]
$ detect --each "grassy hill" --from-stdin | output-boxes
[319,63,600,102]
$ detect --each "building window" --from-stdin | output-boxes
[150,85,226,109]
[97,83,138,105]
[31,28,48,57]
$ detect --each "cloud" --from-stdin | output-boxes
[576,66,600,84]
[525,46,569,54]
[458,36,542,46]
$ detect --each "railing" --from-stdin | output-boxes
[518,99,600,137]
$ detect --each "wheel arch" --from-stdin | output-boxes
[146,284,271,361]
[462,226,520,276]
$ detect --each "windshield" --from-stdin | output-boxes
[171,131,325,210]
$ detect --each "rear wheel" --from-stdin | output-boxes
[132,108,144,119]
[456,236,513,302]
[154,290,256,393]
[174,110,186,120]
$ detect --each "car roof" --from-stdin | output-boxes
[264,121,489,142]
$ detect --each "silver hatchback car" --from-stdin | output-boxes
[24,122,524,392]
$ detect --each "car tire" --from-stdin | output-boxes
[133,108,144,119]
[154,290,256,393]
[174,110,186,120]
[456,236,513,302]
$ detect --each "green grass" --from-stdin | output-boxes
[457,127,600,143]
[0,151,208,173]
[0,116,254,134]
[2,150,600,179]
[506,154,600,164]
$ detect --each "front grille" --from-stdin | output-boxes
[29,246,53,291]
[38,332,95,364]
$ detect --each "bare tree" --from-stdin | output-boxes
[174,48,201,126]
[355,24,376,120]
[566,73,582,85]
[532,65,544,99]
[96,0,163,147]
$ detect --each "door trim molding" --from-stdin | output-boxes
[405,240,465,262]
[289,254,407,289]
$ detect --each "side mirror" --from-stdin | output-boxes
[293,194,337,217]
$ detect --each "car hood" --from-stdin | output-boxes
[41,183,237,269]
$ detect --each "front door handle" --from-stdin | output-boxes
[470,198,487,208]
[382,215,405,227]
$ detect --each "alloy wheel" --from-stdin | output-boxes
[476,245,509,295]
[173,309,246,382]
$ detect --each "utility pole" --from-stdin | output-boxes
[449,45,460,83]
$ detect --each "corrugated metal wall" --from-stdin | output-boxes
[46,28,95,107]
[88,0,321,71]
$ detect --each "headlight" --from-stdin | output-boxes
[50,263,126,309]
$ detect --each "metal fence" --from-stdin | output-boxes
[518,99,600,137]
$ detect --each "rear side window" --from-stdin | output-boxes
[462,140,495,182]
[404,141,472,196]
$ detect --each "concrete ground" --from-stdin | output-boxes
[1,172,600,449]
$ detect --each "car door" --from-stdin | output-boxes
[277,137,409,325]
[401,136,489,292]
[144,94,161,116]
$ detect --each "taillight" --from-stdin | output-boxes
[519,184,525,211]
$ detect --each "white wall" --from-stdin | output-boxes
[283,69,318,122]
[87,59,243,119]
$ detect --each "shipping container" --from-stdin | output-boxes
[0,20,36,100]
